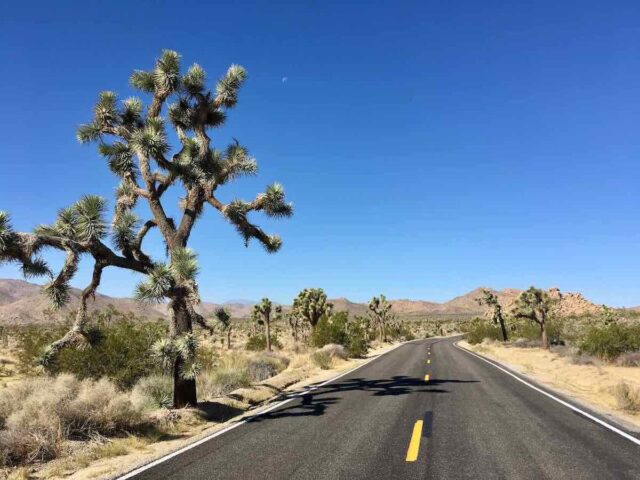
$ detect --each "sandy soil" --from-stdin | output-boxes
[460,340,640,431]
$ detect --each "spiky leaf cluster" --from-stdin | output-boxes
[151,333,200,379]
[134,264,173,303]
[215,65,247,108]
[214,307,231,329]
[293,288,333,328]
[44,281,71,310]
[0,212,19,262]
[262,183,294,218]
[170,248,199,281]
[112,211,139,251]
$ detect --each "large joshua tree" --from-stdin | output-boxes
[512,287,556,349]
[476,288,508,342]
[0,50,293,407]
[292,288,333,332]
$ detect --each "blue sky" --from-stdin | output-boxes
[1,1,639,306]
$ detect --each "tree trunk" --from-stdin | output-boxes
[171,300,197,408]
[226,330,231,349]
[541,322,549,349]
[266,317,272,351]
[499,320,508,342]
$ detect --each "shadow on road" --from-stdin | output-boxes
[248,375,478,423]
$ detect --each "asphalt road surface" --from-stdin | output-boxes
[125,337,640,479]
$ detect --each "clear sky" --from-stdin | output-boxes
[1,1,639,306]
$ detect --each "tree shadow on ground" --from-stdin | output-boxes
[197,401,246,422]
[248,376,478,423]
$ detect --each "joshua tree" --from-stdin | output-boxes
[215,307,232,349]
[252,298,274,351]
[512,287,556,349]
[292,288,332,332]
[0,51,293,407]
[476,289,508,341]
[286,309,301,342]
[368,294,393,342]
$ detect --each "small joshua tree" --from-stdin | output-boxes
[252,298,274,351]
[512,287,556,349]
[0,51,293,407]
[476,288,508,341]
[285,308,301,343]
[292,288,332,332]
[215,307,232,349]
[368,294,393,342]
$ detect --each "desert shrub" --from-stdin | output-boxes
[0,374,145,466]
[511,319,563,343]
[131,375,173,410]
[245,334,283,351]
[578,324,640,361]
[319,344,348,360]
[613,382,640,412]
[386,323,415,342]
[311,350,332,370]
[15,316,166,388]
[511,338,542,348]
[569,353,599,366]
[196,353,252,400]
[310,312,369,358]
[615,351,640,367]
[246,353,289,382]
[464,319,501,345]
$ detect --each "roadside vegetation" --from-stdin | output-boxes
[0,283,428,476]
[464,286,640,421]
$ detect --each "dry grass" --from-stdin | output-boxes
[45,436,152,478]
[613,383,640,412]
[0,375,145,466]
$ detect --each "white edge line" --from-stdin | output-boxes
[454,342,640,447]
[118,340,412,479]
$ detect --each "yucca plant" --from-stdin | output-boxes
[0,51,293,407]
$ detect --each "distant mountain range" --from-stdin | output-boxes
[0,278,610,325]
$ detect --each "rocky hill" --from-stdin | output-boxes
[0,278,607,325]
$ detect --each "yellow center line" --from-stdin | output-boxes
[427,359,431,364]
[405,420,424,462]
[424,374,430,382]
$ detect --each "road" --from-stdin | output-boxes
[125,337,640,479]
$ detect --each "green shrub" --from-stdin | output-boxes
[386,323,415,342]
[15,315,167,389]
[464,319,502,345]
[579,324,640,361]
[310,312,369,358]
[245,334,283,351]
[311,350,332,370]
